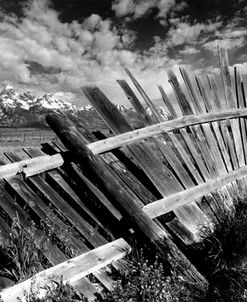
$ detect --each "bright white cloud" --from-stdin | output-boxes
[203,24,247,53]
[179,46,200,55]
[0,0,182,106]
[166,21,222,46]
[112,0,175,19]
[112,0,135,17]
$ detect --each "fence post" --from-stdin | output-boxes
[46,113,208,293]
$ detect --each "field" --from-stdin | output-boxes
[0,128,57,161]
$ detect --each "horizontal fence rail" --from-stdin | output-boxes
[88,109,247,154]
[0,239,131,302]
[143,165,247,219]
[0,153,64,179]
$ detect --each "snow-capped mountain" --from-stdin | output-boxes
[0,86,78,112]
[0,85,169,129]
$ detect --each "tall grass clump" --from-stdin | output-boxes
[188,197,247,301]
[0,217,43,283]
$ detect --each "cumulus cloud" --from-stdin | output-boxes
[203,25,247,53]
[0,0,145,105]
[112,0,176,20]
[166,20,222,47]
[0,0,182,106]
[179,46,200,55]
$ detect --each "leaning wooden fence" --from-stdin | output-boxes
[1,47,247,299]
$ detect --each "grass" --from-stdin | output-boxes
[2,195,247,301]
[0,217,43,283]
[187,196,247,301]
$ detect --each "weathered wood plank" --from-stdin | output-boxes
[218,47,245,170]
[180,67,204,114]
[117,82,196,189]
[0,216,11,243]
[218,47,235,109]
[0,154,63,179]
[211,122,233,172]
[88,109,247,154]
[195,76,213,112]
[0,184,100,299]
[167,132,204,185]
[143,165,247,219]
[190,125,218,178]
[83,87,184,195]
[5,151,108,248]
[46,112,208,289]
[207,74,223,110]
[117,79,154,124]
[122,67,163,122]
[83,86,210,239]
[1,239,131,302]
[168,70,193,116]
[24,148,109,236]
[0,185,68,264]
[115,84,201,242]
[158,85,178,118]
[188,76,230,175]
[234,67,247,163]
[4,153,115,292]
[179,128,210,181]
[220,120,239,170]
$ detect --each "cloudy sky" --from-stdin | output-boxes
[0,0,247,106]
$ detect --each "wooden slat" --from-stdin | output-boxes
[177,66,235,210]
[167,132,204,185]
[218,47,245,169]
[0,216,11,244]
[188,76,229,175]
[195,76,213,112]
[0,184,100,299]
[180,68,204,114]
[116,83,200,242]
[235,67,247,163]
[190,125,218,178]
[83,87,184,195]
[88,109,247,154]
[158,85,178,118]
[24,148,109,236]
[1,238,131,302]
[143,165,247,219]
[220,120,239,170]
[0,185,68,264]
[122,67,163,122]
[0,154,63,179]
[5,152,108,248]
[168,70,193,116]
[83,86,209,240]
[4,153,115,292]
[46,112,209,288]
[118,80,196,189]
[117,79,154,124]
[207,74,223,110]
[218,47,236,109]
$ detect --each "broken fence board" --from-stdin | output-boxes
[0,239,131,302]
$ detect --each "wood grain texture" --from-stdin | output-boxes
[1,239,131,302]
[143,165,247,219]
[88,109,247,154]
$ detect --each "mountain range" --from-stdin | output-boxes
[0,85,169,130]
